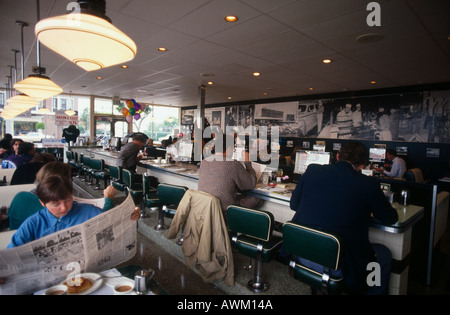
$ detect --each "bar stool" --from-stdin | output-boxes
[67,151,82,177]
[121,169,143,205]
[154,183,188,231]
[90,158,108,190]
[141,173,160,218]
[81,156,92,183]
[282,221,344,295]
[226,205,283,293]
[108,165,127,192]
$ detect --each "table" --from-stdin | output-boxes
[35,265,167,295]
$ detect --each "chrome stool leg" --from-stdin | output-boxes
[154,205,168,230]
[247,246,269,293]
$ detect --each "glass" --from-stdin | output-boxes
[94,97,113,114]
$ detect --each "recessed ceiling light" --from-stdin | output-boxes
[158,47,167,52]
[207,81,213,85]
[253,72,261,77]
[225,16,238,22]
[309,87,314,91]
[97,76,102,80]
[322,59,332,64]
[121,65,128,69]
[227,96,232,100]
[370,80,376,84]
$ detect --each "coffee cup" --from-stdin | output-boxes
[44,285,68,295]
[113,280,135,295]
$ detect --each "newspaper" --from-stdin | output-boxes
[0,194,137,295]
[73,196,105,209]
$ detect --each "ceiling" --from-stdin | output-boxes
[0,0,449,108]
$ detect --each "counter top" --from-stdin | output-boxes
[78,148,424,234]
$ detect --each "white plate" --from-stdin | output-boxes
[62,273,103,295]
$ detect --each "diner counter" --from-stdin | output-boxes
[79,148,424,233]
[77,148,425,294]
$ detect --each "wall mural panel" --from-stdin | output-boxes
[182,90,450,143]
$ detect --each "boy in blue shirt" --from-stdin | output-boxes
[8,174,140,248]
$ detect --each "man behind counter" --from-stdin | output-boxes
[289,141,398,294]
[117,134,147,172]
[376,149,407,178]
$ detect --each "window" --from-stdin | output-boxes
[52,96,74,111]
[94,98,113,114]
[0,91,5,107]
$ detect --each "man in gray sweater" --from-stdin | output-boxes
[198,134,262,212]
[117,134,147,172]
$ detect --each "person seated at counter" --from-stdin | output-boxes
[8,161,118,230]
[144,138,157,157]
[375,149,406,178]
[7,172,140,248]
[1,141,36,169]
[0,133,13,159]
[198,134,262,213]
[117,133,147,172]
[289,141,398,294]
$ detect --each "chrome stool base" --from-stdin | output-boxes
[247,279,269,293]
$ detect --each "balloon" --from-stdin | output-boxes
[140,103,146,111]
[121,107,129,116]
[134,113,141,120]
[126,100,134,108]
[134,103,140,110]
[131,99,136,104]
[128,107,136,116]
[126,115,133,123]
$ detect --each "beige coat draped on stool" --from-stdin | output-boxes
[167,190,235,286]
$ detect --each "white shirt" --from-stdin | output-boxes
[384,156,407,178]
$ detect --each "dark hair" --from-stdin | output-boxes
[35,161,72,183]
[31,152,57,164]
[36,175,73,204]
[132,134,147,143]
[387,149,397,156]
[18,142,34,155]
[10,138,23,147]
[339,142,369,166]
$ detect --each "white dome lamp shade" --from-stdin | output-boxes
[15,0,63,100]
[14,72,63,101]
[34,0,137,72]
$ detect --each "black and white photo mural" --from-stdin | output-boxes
[182,90,450,143]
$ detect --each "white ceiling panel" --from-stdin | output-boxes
[0,0,448,107]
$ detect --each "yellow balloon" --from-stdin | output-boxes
[126,100,134,108]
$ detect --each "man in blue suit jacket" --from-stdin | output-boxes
[290,142,398,294]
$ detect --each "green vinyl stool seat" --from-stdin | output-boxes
[227,205,283,293]
[141,173,161,217]
[89,158,108,190]
[121,169,144,205]
[282,221,344,295]
[108,165,127,192]
[154,183,188,231]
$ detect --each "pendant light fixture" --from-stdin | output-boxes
[14,0,63,101]
[3,21,40,119]
[35,0,137,72]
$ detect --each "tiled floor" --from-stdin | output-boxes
[75,179,450,295]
